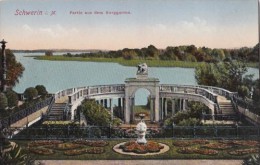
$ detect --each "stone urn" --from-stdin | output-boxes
[136,114,147,144]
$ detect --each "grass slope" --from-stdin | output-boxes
[15,139,259,160]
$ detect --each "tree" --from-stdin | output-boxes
[0,49,24,87]
[78,99,111,126]
[195,63,218,86]
[237,85,249,99]
[45,51,53,56]
[24,87,38,101]
[0,93,8,110]
[6,89,18,107]
[195,60,248,92]
[35,85,48,97]
[215,60,247,92]
[164,102,209,126]
[147,45,159,59]
[122,49,137,60]
[211,49,225,61]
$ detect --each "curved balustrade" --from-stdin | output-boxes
[49,83,237,122]
[195,85,237,99]
[159,92,216,111]
[66,84,125,104]
[160,84,218,103]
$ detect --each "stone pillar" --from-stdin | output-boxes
[118,98,122,107]
[110,99,113,120]
[164,99,168,117]
[104,99,108,108]
[179,99,182,111]
[150,97,154,121]
[171,99,175,116]
[159,98,162,120]
[183,99,186,111]
[130,97,135,123]
[122,98,125,120]
[161,97,164,120]
[124,97,130,124]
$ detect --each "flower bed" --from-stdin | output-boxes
[64,149,86,156]
[64,147,105,156]
[48,143,82,150]
[28,140,63,147]
[119,141,164,154]
[191,139,209,145]
[173,139,209,147]
[73,140,108,147]
[196,148,219,155]
[86,147,105,154]
[218,140,259,147]
[202,143,233,150]
[232,140,260,147]
[228,148,260,156]
[173,141,192,147]
[177,147,218,155]
[177,147,198,154]
[29,147,54,155]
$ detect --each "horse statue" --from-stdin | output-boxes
[137,63,148,75]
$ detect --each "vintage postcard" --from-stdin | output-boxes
[0,0,259,164]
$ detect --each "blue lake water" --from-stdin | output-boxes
[13,53,259,105]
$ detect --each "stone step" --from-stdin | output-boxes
[46,103,67,121]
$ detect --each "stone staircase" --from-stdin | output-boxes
[216,95,237,120]
[219,101,235,115]
[46,103,67,121]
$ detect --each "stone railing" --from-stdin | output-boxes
[196,85,237,100]
[160,84,218,103]
[0,97,53,129]
[54,88,74,100]
[237,107,260,125]
[160,92,216,111]
[67,84,125,104]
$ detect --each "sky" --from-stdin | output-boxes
[0,0,258,50]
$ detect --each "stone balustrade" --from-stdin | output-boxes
[50,83,237,122]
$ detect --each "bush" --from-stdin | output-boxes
[243,154,260,165]
[6,89,18,107]
[0,93,8,110]
[24,87,38,101]
[164,102,209,126]
[78,99,111,126]
[178,118,201,126]
[238,85,249,99]
[45,51,53,56]
[35,85,48,97]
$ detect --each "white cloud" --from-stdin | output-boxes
[179,16,217,34]
[22,24,33,32]
[22,24,79,38]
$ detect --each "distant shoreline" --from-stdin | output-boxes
[27,55,258,68]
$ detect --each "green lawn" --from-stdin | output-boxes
[29,56,204,68]
[14,139,259,160]
[27,55,259,68]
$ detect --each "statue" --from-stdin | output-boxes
[136,114,147,144]
[137,63,148,75]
